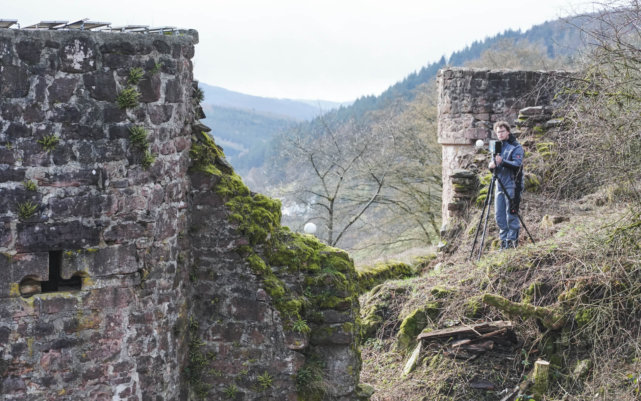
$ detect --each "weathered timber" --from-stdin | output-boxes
[499,386,521,401]
[451,327,507,348]
[461,340,494,353]
[417,320,513,341]
[469,379,496,390]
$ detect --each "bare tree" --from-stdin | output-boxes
[285,118,388,247]
[546,1,641,203]
[278,83,442,254]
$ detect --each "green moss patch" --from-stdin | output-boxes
[189,129,359,325]
[189,132,361,399]
[357,261,416,293]
[397,302,440,350]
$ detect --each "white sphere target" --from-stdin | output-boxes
[304,222,317,234]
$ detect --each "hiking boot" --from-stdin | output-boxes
[508,239,519,249]
[499,240,508,251]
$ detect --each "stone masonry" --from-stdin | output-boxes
[437,67,569,226]
[0,28,362,400]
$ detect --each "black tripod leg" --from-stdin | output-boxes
[469,175,494,259]
[478,176,495,260]
[516,214,536,245]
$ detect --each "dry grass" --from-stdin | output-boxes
[359,190,641,400]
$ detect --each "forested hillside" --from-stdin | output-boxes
[199,84,347,180]
[201,104,296,175]
[262,15,586,261]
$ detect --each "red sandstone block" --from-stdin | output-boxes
[174,136,190,152]
[160,141,176,155]
[37,295,79,315]
[85,286,134,310]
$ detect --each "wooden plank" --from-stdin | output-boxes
[451,328,508,348]
[417,321,513,341]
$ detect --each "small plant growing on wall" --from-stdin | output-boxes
[17,201,38,220]
[193,86,204,103]
[128,125,149,149]
[23,180,37,191]
[127,67,144,85]
[292,318,311,334]
[141,150,155,170]
[257,371,273,390]
[37,135,59,152]
[128,125,155,170]
[116,87,140,109]
[151,62,163,75]
[223,384,238,399]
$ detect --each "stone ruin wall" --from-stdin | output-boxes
[0,28,198,400]
[0,28,362,401]
[437,67,567,228]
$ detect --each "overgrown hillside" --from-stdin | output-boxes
[357,4,641,400]
[359,195,641,400]
[265,15,586,261]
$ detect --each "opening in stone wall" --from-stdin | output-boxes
[19,251,83,296]
[41,251,82,293]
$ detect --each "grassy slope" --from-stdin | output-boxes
[358,132,641,400]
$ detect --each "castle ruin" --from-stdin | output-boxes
[0,27,362,400]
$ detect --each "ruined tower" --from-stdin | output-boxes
[437,67,568,227]
[0,27,362,401]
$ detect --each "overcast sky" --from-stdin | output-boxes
[4,0,591,102]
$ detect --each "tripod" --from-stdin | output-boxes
[469,167,535,260]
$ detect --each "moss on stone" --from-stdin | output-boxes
[189,131,227,176]
[525,173,541,193]
[189,132,361,397]
[226,192,281,245]
[482,293,565,330]
[535,142,556,158]
[475,172,492,206]
[411,253,437,269]
[463,296,483,318]
[430,286,453,299]
[558,285,584,304]
[397,302,441,350]
[574,308,595,327]
[523,282,543,304]
[357,261,416,293]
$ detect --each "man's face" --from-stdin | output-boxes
[496,126,510,141]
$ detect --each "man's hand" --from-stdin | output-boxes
[489,154,502,170]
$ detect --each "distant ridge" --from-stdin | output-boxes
[199,83,349,121]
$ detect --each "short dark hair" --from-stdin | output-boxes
[493,121,511,132]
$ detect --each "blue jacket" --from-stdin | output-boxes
[495,134,524,190]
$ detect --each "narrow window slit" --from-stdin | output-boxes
[41,250,82,293]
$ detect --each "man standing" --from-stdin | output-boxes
[488,121,524,249]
